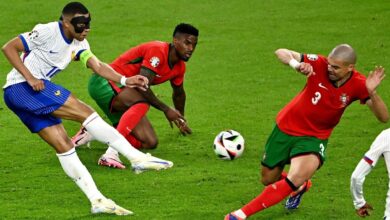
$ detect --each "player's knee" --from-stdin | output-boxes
[144,138,158,149]
[53,138,74,153]
[261,176,276,186]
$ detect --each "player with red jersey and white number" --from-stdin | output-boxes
[72,23,198,169]
[225,44,389,220]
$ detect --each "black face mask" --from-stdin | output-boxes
[70,15,91,33]
[60,15,91,33]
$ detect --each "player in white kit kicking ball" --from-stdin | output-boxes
[2,1,172,216]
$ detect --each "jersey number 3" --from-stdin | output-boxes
[312,91,321,105]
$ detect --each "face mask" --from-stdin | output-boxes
[70,15,91,33]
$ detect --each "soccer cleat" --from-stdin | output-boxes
[285,179,312,210]
[131,153,173,174]
[98,154,126,169]
[71,127,94,148]
[224,213,245,220]
[91,198,133,216]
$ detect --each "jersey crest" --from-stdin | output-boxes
[339,93,350,107]
[150,56,160,68]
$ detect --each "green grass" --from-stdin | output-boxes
[1,0,390,219]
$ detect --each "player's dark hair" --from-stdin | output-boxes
[173,23,199,37]
[62,2,89,16]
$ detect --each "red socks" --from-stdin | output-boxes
[125,133,142,149]
[116,103,149,136]
[241,178,295,217]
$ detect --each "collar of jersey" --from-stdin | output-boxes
[58,22,73,45]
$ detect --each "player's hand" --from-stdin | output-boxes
[126,75,149,91]
[356,203,373,217]
[298,62,315,77]
[164,108,191,134]
[27,77,45,91]
[164,107,182,122]
[366,66,385,96]
[173,118,192,135]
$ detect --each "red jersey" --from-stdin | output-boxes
[276,54,369,139]
[109,41,186,86]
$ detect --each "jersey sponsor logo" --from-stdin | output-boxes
[28,30,39,40]
[339,93,349,107]
[149,56,160,68]
[49,50,59,54]
[318,83,328,90]
[55,90,61,96]
[307,54,318,61]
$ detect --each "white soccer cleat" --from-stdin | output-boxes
[131,153,174,174]
[71,127,94,148]
[91,198,133,216]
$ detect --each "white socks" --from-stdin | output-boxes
[234,209,247,219]
[82,112,145,162]
[56,148,104,202]
[105,147,119,157]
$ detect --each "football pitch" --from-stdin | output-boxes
[1,0,390,219]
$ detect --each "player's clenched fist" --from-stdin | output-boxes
[356,203,373,217]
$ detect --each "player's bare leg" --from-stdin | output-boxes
[131,116,158,149]
[284,154,318,210]
[261,165,284,186]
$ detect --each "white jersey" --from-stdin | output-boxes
[350,128,390,218]
[3,21,90,88]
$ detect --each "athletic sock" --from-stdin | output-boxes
[105,103,149,155]
[241,178,295,217]
[125,134,142,149]
[83,112,145,162]
[56,148,104,202]
[233,209,247,219]
[116,102,149,136]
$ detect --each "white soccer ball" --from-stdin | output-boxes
[213,130,245,160]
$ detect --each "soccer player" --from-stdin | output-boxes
[225,44,389,219]
[351,129,390,219]
[2,2,173,215]
[71,23,198,169]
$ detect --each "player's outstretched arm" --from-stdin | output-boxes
[137,67,185,127]
[84,54,148,90]
[170,82,192,135]
[351,159,373,216]
[366,66,389,123]
[2,37,45,91]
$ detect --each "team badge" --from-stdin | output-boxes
[71,51,76,60]
[28,30,39,40]
[307,54,318,61]
[149,56,160,68]
[55,90,61,96]
[339,93,349,107]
